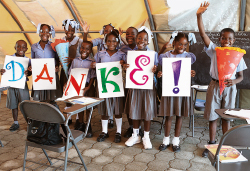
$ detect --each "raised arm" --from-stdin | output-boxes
[196,2,210,48]
[83,21,90,42]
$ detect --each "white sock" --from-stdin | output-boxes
[76,113,79,120]
[102,120,108,134]
[14,121,18,125]
[115,118,122,134]
[163,136,170,145]
[133,128,139,136]
[172,137,180,146]
[144,131,150,139]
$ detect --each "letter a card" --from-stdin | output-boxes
[162,58,191,97]
[1,55,29,89]
[96,61,124,98]
[63,68,89,99]
[126,51,155,89]
[31,58,56,90]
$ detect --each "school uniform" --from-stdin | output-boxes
[92,38,106,52]
[68,56,96,97]
[60,36,83,92]
[120,45,150,55]
[125,49,158,121]
[204,41,247,121]
[6,54,30,109]
[158,51,196,117]
[31,41,62,101]
[94,49,126,116]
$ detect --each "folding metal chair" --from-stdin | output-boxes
[20,100,89,171]
[189,86,207,137]
[208,124,250,171]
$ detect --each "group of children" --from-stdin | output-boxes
[2,2,247,155]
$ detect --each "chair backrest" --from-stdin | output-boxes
[20,100,65,124]
[215,124,250,157]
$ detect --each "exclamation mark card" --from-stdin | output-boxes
[162,58,191,97]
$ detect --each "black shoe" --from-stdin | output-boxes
[172,145,181,152]
[202,141,216,158]
[124,127,133,138]
[75,123,86,131]
[97,132,109,142]
[159,144,170,151]
[86,124,93,138]
[139,128,144,137]
[74,119,80,129]
[108,119,114,129]
[9,123,19,132]
[114,133,121,143]
[68,119,72,125]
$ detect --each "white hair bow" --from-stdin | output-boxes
[62,19,80,33]
[188,33,197,45]
[138,26,153,44]
[169,31,179,44]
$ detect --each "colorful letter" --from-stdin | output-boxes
[64,74,86,96]
[99,67,120,93]
[6,60,25,82]
[130,55,150,85]
[34,63,53,83]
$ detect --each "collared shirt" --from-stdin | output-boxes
[31,41,59,66]
[204,41,247,80]
[92,37,106,52]
[158,50,196,66]
[62,36,82,59]
[68,56,96,83]
[94,49,126,63]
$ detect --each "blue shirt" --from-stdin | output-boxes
[120,44,150,55]
[94,49,126,63]
[92,38,106,52]
[31,41,59,66]
[68,57,96,83]
[158,50,196,66]
[204,41,247,80]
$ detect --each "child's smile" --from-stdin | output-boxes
[80,43,92,60]
[219,32,235,47]
[136,32,148,50]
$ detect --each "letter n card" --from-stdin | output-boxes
[63,68,89,98]
[162,58,191,97]
[126,51,155,89]
[96,61,124,98]
[32,58,56,90]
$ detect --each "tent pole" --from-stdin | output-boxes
[240,0,246,31]
[64,0,84,36]
[0,1,32,46]
[143,0,159,52]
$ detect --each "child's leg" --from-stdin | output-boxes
[171,116,183,152]
[97,115,110,142]
[221,118,230,134]
[125,120,141,146]
[159,116,172,151]
[114,114,122,143]
[209,119,218,142]
[12,108,18,122]
[124,114,133,137]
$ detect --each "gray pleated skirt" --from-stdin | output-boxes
[96,84,124,116]
[32,72,62,101]
[159,90,193,117]
[125,86,157,121]
[6,82,30,109]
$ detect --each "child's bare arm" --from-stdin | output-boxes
[83,21,90,42]
[119,28,128,45]
[83,78,95,95]
[158,42,172,56]
[225,71,243,87]
[0,69,6,75]
[197,1,210,48]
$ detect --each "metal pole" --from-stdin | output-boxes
[0,1,32,46]
[240,0,247,31]
[144,0,159,52]
[64,0,84,36]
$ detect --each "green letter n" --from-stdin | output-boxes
[99,67,120,93]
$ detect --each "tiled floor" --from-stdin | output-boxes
[0,94,245,171]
